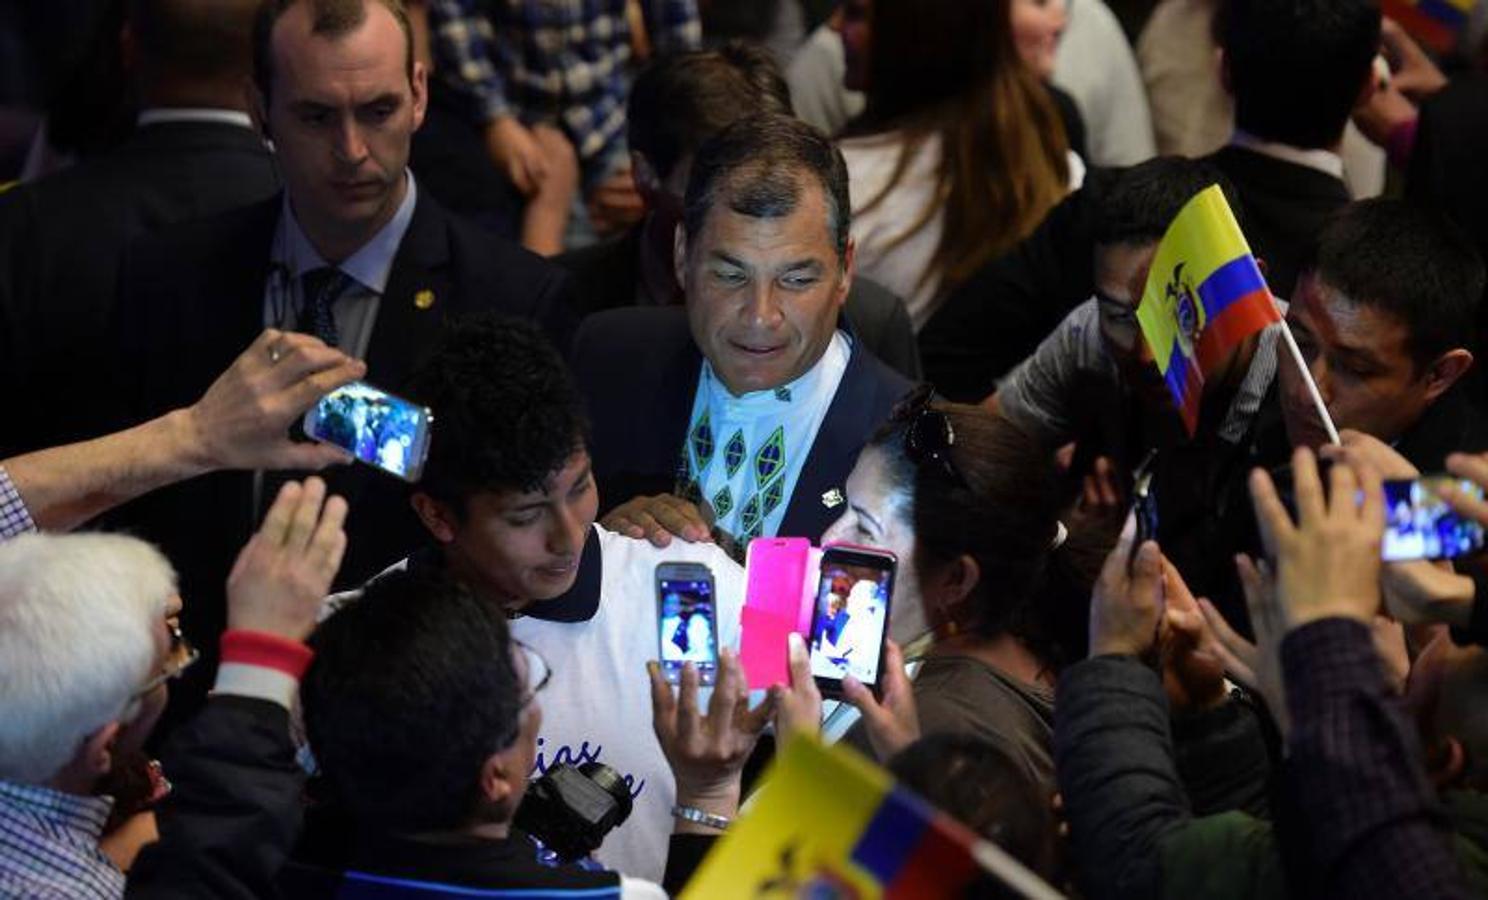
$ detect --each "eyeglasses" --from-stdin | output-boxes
[133,620,200,700]
[516,640,553,707]
[898,386,967,488]
[496,641,553,749]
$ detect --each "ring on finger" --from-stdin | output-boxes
[268,342,284,364]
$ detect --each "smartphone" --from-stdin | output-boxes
[303,381,433,482]
[656,562,720,685]
[807,545,895,698]
[1381,477,1486,562]
[741,537,814,690]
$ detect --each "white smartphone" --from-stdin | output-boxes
[302,381,433,482]
[656,562,719,686]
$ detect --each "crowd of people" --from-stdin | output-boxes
[4,0,1488,896]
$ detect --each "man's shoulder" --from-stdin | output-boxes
[595,526,745,609]
[129,194,281,265]
[422,193,568,295]
[596,525,743,579]
[571,306,697,387]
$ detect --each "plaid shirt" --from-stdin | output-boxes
[0,781,123,899]
[428,0,701,160]
[1282,618,1473,899]
[0,465,36,540]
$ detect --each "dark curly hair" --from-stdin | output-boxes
[303,568,523,833]
[405,315,591,517]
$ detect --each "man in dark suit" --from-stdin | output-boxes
[113,0,572,723]
[573,114,910,557]
[919,0,1376,402]
[557,42,922,381]
[0,0,280,457]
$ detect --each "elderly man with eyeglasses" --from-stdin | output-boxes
[0,478,349,899]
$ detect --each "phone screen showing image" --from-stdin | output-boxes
[658,575,719,684]
[809,548,894,694]
[1381,477,1486,562]
[304,382,432,481]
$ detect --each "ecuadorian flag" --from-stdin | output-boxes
[680,737,993,899]
[1383,0,1477,53]
[1136,184,1280,436]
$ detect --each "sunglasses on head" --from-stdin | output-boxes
[896,385,967,488]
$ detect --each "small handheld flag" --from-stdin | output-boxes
[680,736,1062,899]
[1136,184,1282,437]
[1382,0,1477,53]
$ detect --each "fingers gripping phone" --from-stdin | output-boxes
[1381,477,1486,562]
[657,562,720,685]
[808,545,896,698]
[303,381,433,482]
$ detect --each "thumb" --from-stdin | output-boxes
[841,675,879,716]
[1130,542,1165,610]
[280,442,354,471]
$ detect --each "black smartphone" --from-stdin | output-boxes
[1381,477,1486,562]
[303,381,433,482]
[1127,451,1158,568]
[656,562,719,685]
[808,545,896,698]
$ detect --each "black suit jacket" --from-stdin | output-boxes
[0,120,280,455]
[1206,144,1351,301]
[556,222,924,381]
[572,306,911,544]
[113,189,574,725]
[126,697,304,900]
[918,145,1350,402]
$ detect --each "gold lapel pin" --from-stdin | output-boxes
[414,289,436,310]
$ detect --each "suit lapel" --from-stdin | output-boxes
[778,340,874,541]
[363,192,452,390]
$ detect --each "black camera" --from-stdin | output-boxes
[514,762,634,863]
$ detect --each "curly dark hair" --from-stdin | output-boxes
[303,568,523,833]
[405,315,590,516]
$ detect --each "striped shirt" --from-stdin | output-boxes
[0,781,123,899]
[0,465,36,541]
[427,0,701,161]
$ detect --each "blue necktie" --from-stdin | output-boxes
[300,267,350,348]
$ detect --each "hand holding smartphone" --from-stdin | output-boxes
[656,562,720,685]
[1381,477,1486,562]
[806,545,895,698]
[303,381,433,482]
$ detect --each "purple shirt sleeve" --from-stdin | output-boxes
[0,465,36,540]
[1282,617,1470,899]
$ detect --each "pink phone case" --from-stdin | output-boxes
[741,537,814,689]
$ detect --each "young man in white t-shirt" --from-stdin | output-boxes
[367,316,745,883]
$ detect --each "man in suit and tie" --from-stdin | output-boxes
[557,42,923,382]
[573,113,911,558]
[112,0,573,723]
[0,0,281,457]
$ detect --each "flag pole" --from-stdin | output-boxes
[1277,318,1341,445]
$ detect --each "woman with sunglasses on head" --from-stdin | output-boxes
[819,386,1106,800]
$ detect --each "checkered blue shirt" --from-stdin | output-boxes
[427,0,701,161]
[0,466,36,541]
[0,781,123,899]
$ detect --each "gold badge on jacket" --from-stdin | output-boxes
[414,289,436,310]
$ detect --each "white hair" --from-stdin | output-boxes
[0,532,176,784]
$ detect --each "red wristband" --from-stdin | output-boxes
[220,630,314,679]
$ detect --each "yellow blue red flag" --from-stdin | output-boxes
[1136,184,1280,436]
[680,736,990,899]
[1383,0,1477,52]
